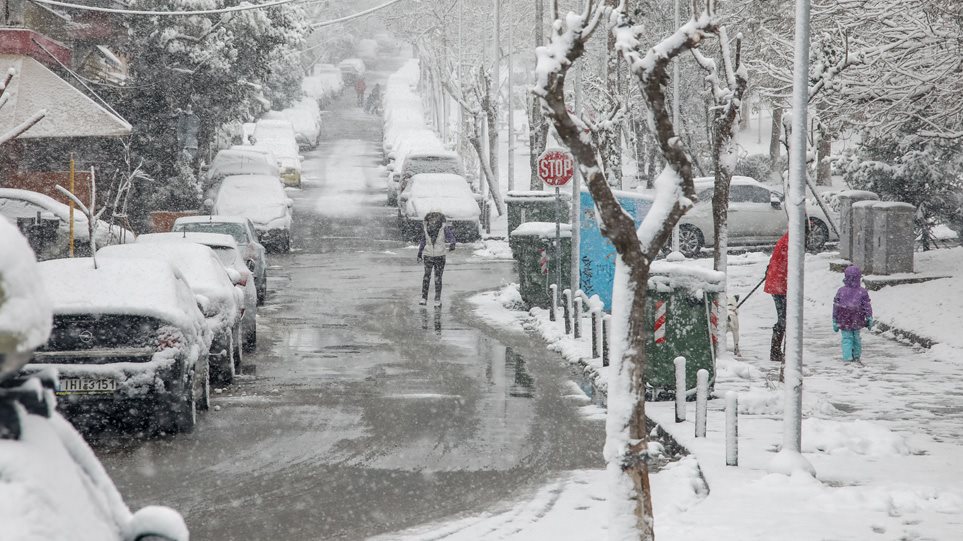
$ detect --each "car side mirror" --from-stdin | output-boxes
[226,268,243,286]
[770,194,782,209]
[125,506,188,541]
[246,259,256,272]
[195,294,215,317]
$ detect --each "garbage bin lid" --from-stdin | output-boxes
[648,261,725,293]
[509,221,572,238]
[872,201,915,212]
[505,190,572,201]
[838,190,880,200]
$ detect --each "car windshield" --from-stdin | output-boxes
[174,222,249,243]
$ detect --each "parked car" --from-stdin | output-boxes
[211,174,293,253]
[337,58,366,85]
[172,215,268,304]
[1,218,189,541]
[138,232,257,352]
[399,173,481,241]
[252,119,302,187]
[385,134,446,206]
[0,188,134,259]
[264,97,322,150]
[98,242,244,384]
[675,176,838,257]
[303,63,344,108]
[396,150,467,195]
[22,257,211,433]
[206,148,280,181]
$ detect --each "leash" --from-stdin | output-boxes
[736,273,768,309]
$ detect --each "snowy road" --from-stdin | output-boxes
[92,54,603,540]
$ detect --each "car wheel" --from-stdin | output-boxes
[214,334,236,385]
[678,224,704,258]
[171,374,197,434]
[806,218,830,252]
[244,324,257,352]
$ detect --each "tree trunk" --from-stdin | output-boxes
[769,106,783,180]
[816,128,832,186]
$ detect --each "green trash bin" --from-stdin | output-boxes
[506,191,571,256]
[643,262,725,400]
[510,222,572,308]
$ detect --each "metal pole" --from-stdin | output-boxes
[562,288,572,334]
[555,186,562,299]
[573,292,583,339]
[571,9,582,297]
[68,154,75,257]
[670,0,681,255]
[602,314,611,367]
[549,283,557,321]
[591,308,600,358]
[507,0,515,192]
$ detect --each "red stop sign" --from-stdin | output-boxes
[537,148,575,187]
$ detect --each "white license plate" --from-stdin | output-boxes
[57,377,117,394]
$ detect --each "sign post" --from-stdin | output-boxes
[537,149,575,301]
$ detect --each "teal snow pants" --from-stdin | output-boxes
[841,329,862,361]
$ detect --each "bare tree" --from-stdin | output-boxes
[534,1,721,538]
[0,68,46,145]
[57,167,104,268]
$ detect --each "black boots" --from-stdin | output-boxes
[770,328,785,363]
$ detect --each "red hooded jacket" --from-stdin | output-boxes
[764,233,789,296]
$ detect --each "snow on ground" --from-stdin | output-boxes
[470,239,513,260]
[458,248,963,540]
[312,139,385,216]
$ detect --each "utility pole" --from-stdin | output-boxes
[489,0,500,204]
[507,0,515,192]
[771,0,815,477]
[570,0,583,300]
[529,0,547,190]
[669,0,682,256]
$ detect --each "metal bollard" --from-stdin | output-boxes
[602,315,611,367]
[695,369,708,438]
[549,284,557,322]
[674,356,686,423]
[573,294,583,339]
[590,308,600,358]
[726,391,738,466]
[562,289,572,334]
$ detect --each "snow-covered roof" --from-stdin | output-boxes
[0,216,52,357]
[38,257,203,332]
[137,232,238,251]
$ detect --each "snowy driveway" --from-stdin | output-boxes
[92,54,603,540]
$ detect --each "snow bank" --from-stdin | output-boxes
[801,418,918,457]
[472,239,513,260]
[737,388,840,416]
[0,217,52,354]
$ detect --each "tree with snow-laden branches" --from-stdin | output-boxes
[533,1,731,538]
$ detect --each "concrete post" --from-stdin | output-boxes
[852,201,877,274]
[573,290,583,339]
[726,391,738,466]
[674,356,686,423]
[562,288,572,334]
[591,308,600,358]
[837,190,879,260]
[695,369,708,438]
[602,314,611,367]
[549,284,557,322]
[871,202,915,275]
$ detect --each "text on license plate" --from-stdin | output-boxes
[57,377,117,394]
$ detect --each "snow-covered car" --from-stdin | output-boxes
[264,97,322,150]
[356,38,379,60]
[206,148,280,181]
[337,58,366,85]
[675,176,839,257]
[172,215,268,304]
[0,188,134,259]
[303,63,344,108]
[137,232,258,352]
[211,174,293,253]
[384,133,446,206]
[1,217,189,541]
[399,173,481,241]
[98,242,244,384]
[396,150,467,195]
[22,257,211,433]
[252,119,302,187]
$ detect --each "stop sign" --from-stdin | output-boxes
[537,148,575,187]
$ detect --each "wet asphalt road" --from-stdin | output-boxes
[94,54,604,540]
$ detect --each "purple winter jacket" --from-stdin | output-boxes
[833,266,873,330]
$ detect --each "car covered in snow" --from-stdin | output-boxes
[206,148,280,182]
[399,173,481,241]
[98,242,244,384]
[1,217,189,541]
[22,257,211,433]
[172,215,268,303]
[337,58,366,85]
[674,176,838,257]
[396,150,468,195]
[264,97,323,150]
[384,132,446,206]
[303,63,344,108]
[0,188,134,259]
[137,232,258,352]
[211,174,293,253]
[252,119,302,187]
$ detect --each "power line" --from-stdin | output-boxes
[310,0,407,28]
[28,0,313,16]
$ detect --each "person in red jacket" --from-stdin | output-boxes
[765,231,789,362]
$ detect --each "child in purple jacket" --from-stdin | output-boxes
[832,265,874,363]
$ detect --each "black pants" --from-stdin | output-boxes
[772,294,787,333]
[422,256,446,300]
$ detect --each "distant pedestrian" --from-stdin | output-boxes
[355,78,367,107]
[764,231,789,363]
[365,83,382,114]
[417,211,456,307]
[833,265,874,363]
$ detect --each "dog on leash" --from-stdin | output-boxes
[727,294,740,356]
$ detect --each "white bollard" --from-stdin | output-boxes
[573,292,583,339]
[726,391,738,466]
[695,369,708,438]
[674,356,686,423]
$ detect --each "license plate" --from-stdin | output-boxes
[57,377,117,394]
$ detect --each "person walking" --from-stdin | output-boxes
[765,231,789,363]
[833,265,874,363]
[365,83,382,114]
[417,212,456,307]
[354,77,367,107]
